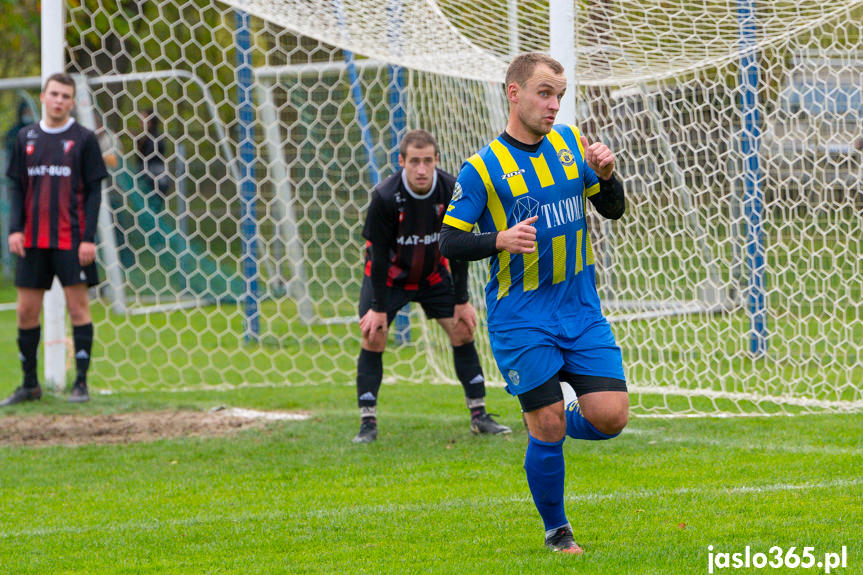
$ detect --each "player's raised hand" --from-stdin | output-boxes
[496,215,538,254]
[580,135,615,180]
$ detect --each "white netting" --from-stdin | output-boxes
[1,1,859,414]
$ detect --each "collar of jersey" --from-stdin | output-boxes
[400,168,438,200]
[39,117,76,134]
[500,130,543,153]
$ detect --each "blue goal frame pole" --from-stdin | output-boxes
[334,0,380,188]
[235,9,260,341]
[738,0,768,356]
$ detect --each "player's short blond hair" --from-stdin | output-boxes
[399,129,439,157]
[505,53,564,87]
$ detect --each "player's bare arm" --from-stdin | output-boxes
[495,215,538,254]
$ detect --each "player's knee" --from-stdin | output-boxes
[17,301,41,326]
[593,408,628,436]
[362,331,388,353]
[17,306,39,325]
[66,305,90,325]
[526,405,566,442]
[449,330,473,347]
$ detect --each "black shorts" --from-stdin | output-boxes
[358,274,456,325]
[518,370,628,413]
[15,248,101,290]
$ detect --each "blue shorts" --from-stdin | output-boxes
[489,317,625,396]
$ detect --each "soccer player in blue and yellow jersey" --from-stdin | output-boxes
[2,73,107,406]
[352,129,511,443]
[440,53,628,554]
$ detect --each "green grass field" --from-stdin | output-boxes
[0,202,859,572]
[0,383,860,574]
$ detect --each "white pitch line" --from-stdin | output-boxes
[622,427,861,456]
[1,477,859,539]
[219,407,311,421]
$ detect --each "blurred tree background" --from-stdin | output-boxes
[0,1,40,128]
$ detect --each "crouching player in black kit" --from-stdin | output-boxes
[1,73,107,406]
[352,129,511,443]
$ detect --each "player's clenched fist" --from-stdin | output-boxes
[580,135,615,180]
[496,215,538,254]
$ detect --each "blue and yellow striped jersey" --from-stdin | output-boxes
[443,125,603,330]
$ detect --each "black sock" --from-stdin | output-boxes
[356,349,383,409]
[18,326,40,388]
[470,406,487,420]
[73,323,94,385]
[453,341,486,401]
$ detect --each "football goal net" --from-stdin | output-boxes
[11,0,859,415]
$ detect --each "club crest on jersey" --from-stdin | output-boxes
[25,142,35,155]
[501,168,525,180]
[435,203,445,217]
[62,140,75,154]
[508,370,520,386]
[558,148,576,166]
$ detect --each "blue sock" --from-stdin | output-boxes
[565,400,619,440]
[524,435,568,531]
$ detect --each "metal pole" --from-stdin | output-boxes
[334,1,380,188]
[176,142,188,239]
[256,83,314,323]
[738,0,768,356]
[234,9,260,341]
[549,0,576,126]
[508,0,519,56]
[41,0,67,391]
[389,0,410,344]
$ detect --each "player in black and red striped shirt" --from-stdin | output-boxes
[1,73,107,406]
[352,130,510,443]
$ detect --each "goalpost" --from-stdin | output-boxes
[26,0,861,415]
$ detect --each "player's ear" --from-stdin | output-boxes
[506,82,519,104]
[398,154,405,168]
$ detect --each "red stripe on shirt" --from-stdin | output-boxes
[386,262,404,287]
[404,241,425,286]
[23,182,34,248]
[37,177,52,248]
[58,177,72,250]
